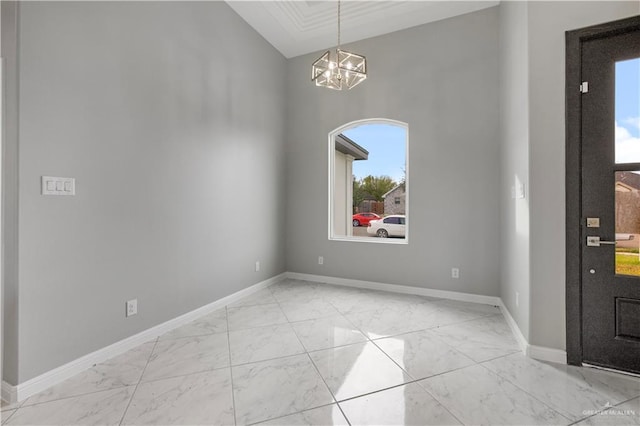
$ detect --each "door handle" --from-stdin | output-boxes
[586,236,616,247]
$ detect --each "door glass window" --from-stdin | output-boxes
[615,171,640,276]
[615,58,640,164]
[614,57,640,275]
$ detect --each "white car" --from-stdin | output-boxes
[367,215,406,238]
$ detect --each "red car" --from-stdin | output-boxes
[352,212,381,227]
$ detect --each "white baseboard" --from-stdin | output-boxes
[286,272,502,306]
[497,300,528,353]
[527,344,568,364]
[497,300,567,365]
[2,381,17,405]
[3,273,286,403]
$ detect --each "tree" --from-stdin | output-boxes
[353,178,367,212]
[359,175,397,201]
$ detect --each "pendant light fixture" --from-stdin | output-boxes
[311,0,367,90]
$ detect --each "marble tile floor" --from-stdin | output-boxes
[2,278,640,425]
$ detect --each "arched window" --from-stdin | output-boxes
[329,119,408,243]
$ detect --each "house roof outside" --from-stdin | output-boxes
[616,171,640,190]
[382,184,404,199]
[335,134,369,161]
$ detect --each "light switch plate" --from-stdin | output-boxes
[42,176,75,196]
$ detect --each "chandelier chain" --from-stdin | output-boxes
[337,0,341,49]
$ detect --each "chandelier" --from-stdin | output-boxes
[311,0,367,90]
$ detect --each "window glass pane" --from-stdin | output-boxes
[615,58,640,164]
[615,171,640,276]
[330,121,407,242]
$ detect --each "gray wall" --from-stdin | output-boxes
[499,1,531,341]
[2,1,20,386]
[498,0,640,351]
[285,8,501,296]
[526,1,639,350]
[4,1,287,384]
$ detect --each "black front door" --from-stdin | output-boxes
[580,25,640,374]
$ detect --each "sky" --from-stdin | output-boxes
[343,124,406,184]
[615,57,640,164]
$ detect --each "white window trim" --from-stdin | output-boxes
[328,118,409,244]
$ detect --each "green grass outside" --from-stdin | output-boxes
[615,247,640,254]
[615,252,640,276]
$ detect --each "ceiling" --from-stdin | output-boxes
[225,1,500,58]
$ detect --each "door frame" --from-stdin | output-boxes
[565,15,640,367]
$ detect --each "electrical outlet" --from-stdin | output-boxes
[318,256,324,265]
[126,299,137,317]
[255,261,260,272]
[516,291,519,307]
[451,268,460,279]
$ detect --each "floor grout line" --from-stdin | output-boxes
[225,306,238,426]
[14,385,136,411]
[243,402,342,426]
[1,409,17,425]
[473,361,574,424]
[366,336,472,384]
[410,374,467,426]
[129,365,231,387]
[271,286,352,426]
[324,299,376,346]
[12,343,159,411]
[304,351,351,426]
[117,337,159,426]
